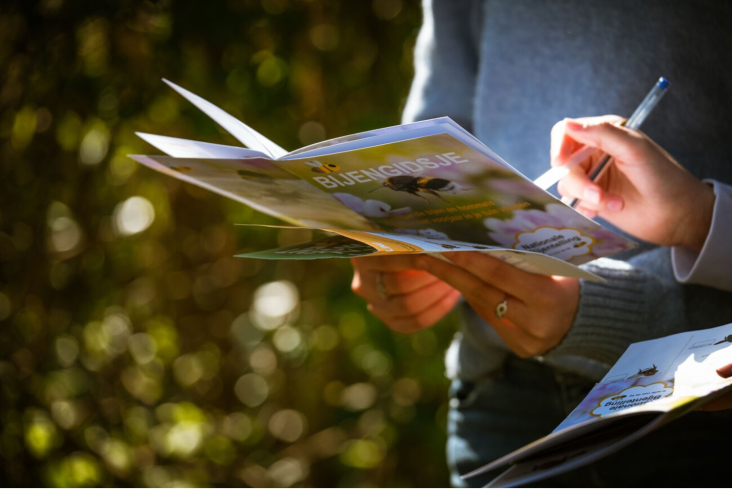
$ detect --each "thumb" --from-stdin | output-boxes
[564,119,643,164]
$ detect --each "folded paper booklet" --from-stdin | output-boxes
[129,80,638,280]
[463,322,732,488]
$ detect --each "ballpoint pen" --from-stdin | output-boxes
[564,77,670,207]
[533,77,670,207]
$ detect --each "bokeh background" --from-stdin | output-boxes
[0,0,463,487]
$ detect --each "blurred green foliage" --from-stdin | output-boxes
[0,0,461,487]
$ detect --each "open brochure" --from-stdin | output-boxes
[129,80,638,280]
[462,322,732,488]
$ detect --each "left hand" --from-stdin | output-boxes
[414,252,580,358]
[350,256,462,334]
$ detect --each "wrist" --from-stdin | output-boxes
[681,182,715,251]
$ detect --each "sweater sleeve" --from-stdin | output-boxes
[671,180,732,292]
[401,0,481,131]
[542,247,732,380]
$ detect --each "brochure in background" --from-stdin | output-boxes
[462,322,732,488]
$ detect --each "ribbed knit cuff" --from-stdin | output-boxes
[542,258,652,380]
[672,180,732,292]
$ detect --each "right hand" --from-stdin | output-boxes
[350,256,461,334]
[699,363,732,412]
[551,116,716,251]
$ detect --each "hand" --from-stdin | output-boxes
[699,363,732,412]
[551,116,716,251]
[414,252,580,358]
[350,256,462,334]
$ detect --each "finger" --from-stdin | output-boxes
[717,363,732,378]
[350,255,421,274]
[564,118,647,164]
[416,255,577,358]
[416,254,532,327]
[352,268,441,301]
[429,252,552,305]
[550,119,580,167]
[370,278,457,319]
[485,315,550,358]
[380,289,462,334]
[697,364,732,411]
[459,295,558,358]
[551,116,624,168]
[557,169,624,213]
[371,269,441,298]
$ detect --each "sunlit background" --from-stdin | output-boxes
[0,0,461,487]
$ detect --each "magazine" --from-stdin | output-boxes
[462,322,732,488]
[129,80,638,280]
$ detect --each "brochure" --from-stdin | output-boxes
[462,322,732,488]
[129,80,638,280]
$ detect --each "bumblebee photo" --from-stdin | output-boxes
[370,175,458,203]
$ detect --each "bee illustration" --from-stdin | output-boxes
[370,176,456,203]
[628,364,658,379]
[714,334,732,345]
[306,161,340,174]
[610,395,627,401]
[574,241,589,248]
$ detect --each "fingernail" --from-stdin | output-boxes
[583,186,601,204]
[607,198,623,212]
[565,120,585,131]
[717,363,732,378]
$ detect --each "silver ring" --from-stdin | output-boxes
[495,296,508,319]
[376,272,387,300]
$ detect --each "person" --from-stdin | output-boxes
[351,0,732,487]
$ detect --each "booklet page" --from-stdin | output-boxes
[276,133,637,265]
[129,155,377,230]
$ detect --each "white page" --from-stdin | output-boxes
[281,119,528,179]
[127,154,297,224]
[163,79,288,159]
[286,117,456,156]
[347,231,602,280]
[600,323,732,384]
[136,133,271,159]
[280,124,452,159]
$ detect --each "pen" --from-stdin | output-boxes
[563,77,670,208]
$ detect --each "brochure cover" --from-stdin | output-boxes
[129,80,638,280]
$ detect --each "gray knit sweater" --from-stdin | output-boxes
[403,0,732,381]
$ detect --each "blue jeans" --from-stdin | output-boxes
[448,354,732,487]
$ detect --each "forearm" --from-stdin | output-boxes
[543,248,732,380]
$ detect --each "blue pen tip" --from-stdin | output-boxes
[658,77,670,89]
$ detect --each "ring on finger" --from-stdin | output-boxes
[494,295,509,319]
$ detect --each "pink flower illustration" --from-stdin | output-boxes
[333,193,411,218]
[484,203,633,258]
